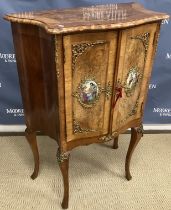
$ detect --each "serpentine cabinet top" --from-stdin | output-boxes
[4,2,169,34]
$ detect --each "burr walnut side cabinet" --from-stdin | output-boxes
[4,3,169,209]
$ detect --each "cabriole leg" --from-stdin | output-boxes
[125,124,143,181]
[25,128,39,180]
[57,149,70,209]
[113,136,119,149]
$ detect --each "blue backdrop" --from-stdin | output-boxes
[0,0,171,126]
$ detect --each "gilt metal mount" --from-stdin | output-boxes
[99,135,113,142]
[136,124,144,136]
[56,149,70,163]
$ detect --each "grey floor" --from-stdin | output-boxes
[0,134,170,210]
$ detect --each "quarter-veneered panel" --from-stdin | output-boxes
[64,32,117,141]
[112,23,158,132]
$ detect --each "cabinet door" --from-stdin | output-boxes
[64,32,117,141]
[112,23,158,131]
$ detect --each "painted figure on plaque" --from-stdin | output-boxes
[80,80,98,104]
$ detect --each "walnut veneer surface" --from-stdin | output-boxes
[5,3,168,34]
[4,3,169,209]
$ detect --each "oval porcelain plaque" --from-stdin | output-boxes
[126,69,138,89]
[79,80,99,105]
[125,67,140,96]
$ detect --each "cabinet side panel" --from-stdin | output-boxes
[11,23,58,140]
[138,23,161,117]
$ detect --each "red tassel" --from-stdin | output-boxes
[113,87,122,108]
